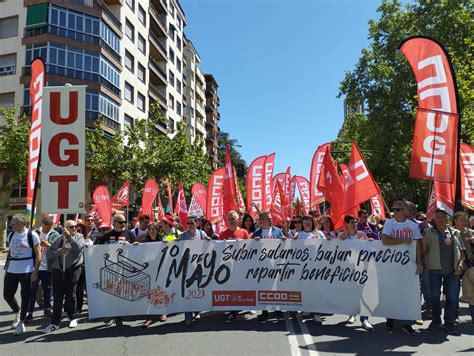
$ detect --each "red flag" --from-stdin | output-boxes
[370,195,386,218]
[191,183,207,215]
[310,143,332,208]
[400,37,459,183]
[290,176,297,204]
[188,195,204,217]
[156,194,165,220]
[431,181,455,218]
[262,153,276,212]
[207,167,225,224]
[176,180,188,227]
[343,142,381,213]
[26,58,45,222]
[93,185,112,227]
[233,166,245,213]
[43,214,60,225]
[272,173,286,194]
[294,176,310,214]
[111,180,130,210]
[139,179,159,220]
[223,146,237,219]
[460,143,474,210]
[270,181,284,227]
[246,155,266,217]
[166,179,173,215]
[317,147,345,217]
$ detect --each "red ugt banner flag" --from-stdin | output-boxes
[177,180,188,227]
[111,180,130,210]
[138,179,159,220]
[93,185,112,228]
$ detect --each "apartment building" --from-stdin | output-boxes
[205,73,220,169]
[183,38,206,146]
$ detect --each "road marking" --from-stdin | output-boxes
[297,314,319,355]
[284,312,302,356]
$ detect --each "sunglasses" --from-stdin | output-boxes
[293,220,302,224]
[392,208,405,212]
[115,221,127,225]
[85,218,94,222]
[67,225,77,229]
[348,220,358,224]
[187,222,195,225]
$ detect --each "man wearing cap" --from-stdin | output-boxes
[422,208,464,335]
[381,200,423,336]
[158,215,181,241]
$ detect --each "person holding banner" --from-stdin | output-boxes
[42,220,84,333]
[202,219,219,240]
[134,215,151,242]
[25,216,61,322]
[319,215,337,240]
[288,216,303,239]
[4,214,41,335]
[159,215,181,241]
[294,215,325,240]
[357,209,379,240]
[422,208,464,335]
[241,213,256,234]
[337,215,374,331]
[381,201,422,336]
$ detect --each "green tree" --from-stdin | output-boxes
[0,107,30,249]
[337,0,473,207]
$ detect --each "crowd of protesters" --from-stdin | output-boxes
[4,200,474,337]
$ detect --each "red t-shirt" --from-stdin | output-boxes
[219,227,250,240]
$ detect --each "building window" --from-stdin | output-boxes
[125,19,134,42]
[168,93,174,109]
[168,70,174,86]
[125,81,134,103]
[125,50,134,72]
[177,15,182,30]
[176,101,181,115]
[137,92,145,111]
[137,63,146,83]
[0,53,16,76]
[138,5,146,26]
[100,57,120,88]
[0,16,18,38]
[168,24,175,41]
[125,114,134,128]
[176,58,181,73]
[168,48,174,64]
[170,4,175,17]
[176,36,181,51]
[0,92,15,107]
[126,0,135,12]
[176,79,181,94]
[99,94,119,122]
[138,34,146,54]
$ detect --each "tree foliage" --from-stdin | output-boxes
[336,0,474,205]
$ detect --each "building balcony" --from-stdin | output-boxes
[102,0,122,5]
[23,25,121,62]
[149,32,167,62]
[149,57,167,84]
[196,85,205,101]
[150,0,167,14]
[95,0,122,31]
[205,87,216,96]
[150,4,167,36]
[205,117,214,127]
[205,101,216,112]
[149,83,167,107]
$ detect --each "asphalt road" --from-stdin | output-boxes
[0,258,473,356]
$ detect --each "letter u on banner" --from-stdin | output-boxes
[409,109,458,182]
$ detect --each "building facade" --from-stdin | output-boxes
[204,73,219,169]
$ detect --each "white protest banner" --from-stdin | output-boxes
[41,86,86,213]
[86,240,420,320]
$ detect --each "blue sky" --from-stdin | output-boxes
[183,0,383,177]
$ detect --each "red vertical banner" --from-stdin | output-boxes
[191,183,207,215]
[460,143,474,210]
[370,195,386,217]
[223,146,237,219]
[111,180,130,210]
[233,166,245,213]
[26,58,45,223]
[270,180,284,227]
[399,37,459,183]
[310,143,332,208]
[317,147,345,217]
[156,194,165,221]
[207,168,225,224]
[166,179,173,215]
[246,155,266,217]
[294,176,310,214]
[139,179,159,220]
[93,185,112,227]
[262,153,275,212]
[177,180,188,227]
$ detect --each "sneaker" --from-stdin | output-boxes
[385,319,394,332]
[225,313,236,324]
[11,313,20,329]
[258,311,269,323]
[249,310,257,315]
[415,319,423,325]
[362,320,373,331]
[69,319,78,328]
[13,321,25,335]
[402,324,417,336]
[24,313,33,323]
[313,314,322,324]
[159,314,167,322]
[103,318,113,326]
[114,318,123,330]
[41,323,59,333]
[193,312,201,320]
[428,321,442,331]
[444,323,459,335]
[346,315,356,324]
[43,309,53,317]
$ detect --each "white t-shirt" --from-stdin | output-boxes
[261,228,272,239]
[38,230,48,271]
[382,218,422,240]
[8,230,40,274]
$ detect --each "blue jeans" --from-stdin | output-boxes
[429,272,459,325]
[360,316,369,322]
[421,266,431,310]
[185,312,198,321]
[28,270,52,314]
